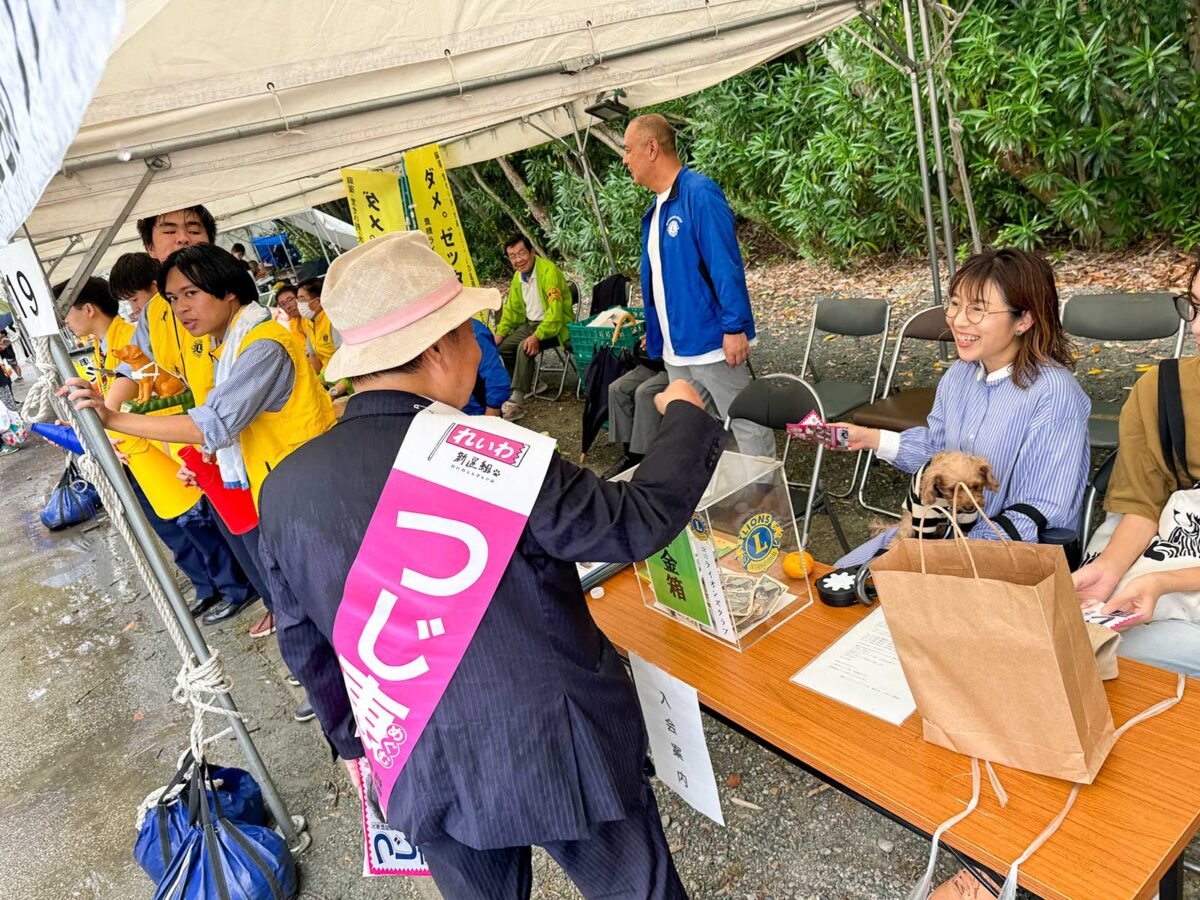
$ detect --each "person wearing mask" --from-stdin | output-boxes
[296,277,341,372]
[495,235,574,421]
[109,252,167,324]
[56,275,256,622]
[62,245,336,721]
[106,207,261,629]
[255,231,721,898]
[623,114,775,458]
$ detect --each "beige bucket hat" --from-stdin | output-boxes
[322,231,501,381]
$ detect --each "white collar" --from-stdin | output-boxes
[976,362,1012,384]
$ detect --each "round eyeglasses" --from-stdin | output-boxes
[1173,292,1200,323]
[943,298,1017,325]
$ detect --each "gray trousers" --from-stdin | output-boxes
[665,359,776,458]
[608,366,669,454]
[498,322,558,395]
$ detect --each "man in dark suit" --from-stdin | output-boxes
[257,232,726,898]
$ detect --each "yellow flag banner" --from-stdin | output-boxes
[402,144,479,287]
[341,168,407,243]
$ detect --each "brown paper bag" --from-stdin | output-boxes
[872,530,1116,783]
[1086,622,1120,681]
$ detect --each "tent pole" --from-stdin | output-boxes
[900,0,943,310]
[22,169,305,851]
[44,234,84,279]
[916,0,956,281]
[565,105,618,273]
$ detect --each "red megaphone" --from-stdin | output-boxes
[178,445,259,535]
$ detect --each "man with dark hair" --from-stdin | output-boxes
[623,114,775,458]
[494,234,574,421]
[296,276,340,371]
[108,252,162,323]
[252,231,716,898]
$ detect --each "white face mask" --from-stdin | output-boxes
[298,303,317,320]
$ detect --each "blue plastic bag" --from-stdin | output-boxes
[39,463,101,530]
[154,760,297,900]
[135,753,267,885]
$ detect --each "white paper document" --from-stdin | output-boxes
[629,653,725,826]
[790,607,916,726]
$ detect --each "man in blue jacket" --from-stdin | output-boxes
[624,114,775,458]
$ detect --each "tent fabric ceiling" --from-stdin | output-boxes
[29,0,862,277]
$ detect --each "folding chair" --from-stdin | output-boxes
[724,373,850,552]
[1062,292,1184,452]
[799,297,891,497]
[532,282,580,402]
[851,306,955,517]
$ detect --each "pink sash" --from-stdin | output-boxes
[332,403,555,809]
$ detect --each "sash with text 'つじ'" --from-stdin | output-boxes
[332,403,555,810]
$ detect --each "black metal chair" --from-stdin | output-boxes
[799,297,891,497]
[532,281,580,402]
[724,373,850,553]
[1062,293,1184,452]
[851,306,956,517]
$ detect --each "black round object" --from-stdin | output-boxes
[816,567,861,607]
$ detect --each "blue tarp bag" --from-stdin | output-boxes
[135,752,267,884]
[154,759,297,900]
[39,463,101,530]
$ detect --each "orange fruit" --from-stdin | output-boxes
[782,550,815,580]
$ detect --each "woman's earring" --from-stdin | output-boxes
[1015,329,1024,336]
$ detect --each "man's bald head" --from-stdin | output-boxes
[623,114,682,192]
[628,114,677,158]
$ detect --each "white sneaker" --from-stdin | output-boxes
[501,400,526,421]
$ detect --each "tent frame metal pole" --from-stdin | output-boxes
[900,0,944,309]
[25,164,306,852]
[916,0,956,282]
[45,234,84,279]
[565,105,618,273]
[59,0,854,176]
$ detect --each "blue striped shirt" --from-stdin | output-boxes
[839,360,1091,566]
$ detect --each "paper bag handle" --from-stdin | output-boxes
[917,481,1018,577]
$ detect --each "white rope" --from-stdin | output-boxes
[909,758,982,900]
[34,337,241,767]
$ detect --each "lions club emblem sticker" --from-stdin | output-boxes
[736,513,782,574]
[666,215,682,238]
[688,514,709,541]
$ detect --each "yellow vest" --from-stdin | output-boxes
[145,293,215,403]
[309,310,337,369]
[87,316,135,396]
[213,316,336,506]
[286,312,336,370]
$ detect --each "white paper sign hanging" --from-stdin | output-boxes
[0,240,58,337]
[629,652,725,826]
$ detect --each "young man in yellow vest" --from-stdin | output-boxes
[56,275,257,626]
[296,277,340,372]
[62,244,336,717]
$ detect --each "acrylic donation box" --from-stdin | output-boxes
[632,451,813,651]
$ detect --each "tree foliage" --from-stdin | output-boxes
[454,0,1200,284]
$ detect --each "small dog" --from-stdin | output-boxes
[110,345,187,404]
[896,450,999,540]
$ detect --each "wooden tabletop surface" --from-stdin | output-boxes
[586,563,1200,900]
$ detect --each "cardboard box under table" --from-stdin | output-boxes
[632,451,813,652]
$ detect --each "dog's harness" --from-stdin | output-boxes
[902,462,982,538]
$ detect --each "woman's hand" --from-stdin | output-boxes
[56,377,112,426]
[1100,572,1159,623]
[830,423,879,452]
[1072,557,1124,607]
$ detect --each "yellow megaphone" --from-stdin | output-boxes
[111,431,202,519]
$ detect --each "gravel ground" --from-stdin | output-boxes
[5,243,1198,900]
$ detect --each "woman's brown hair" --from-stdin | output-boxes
[947,247,1073,389]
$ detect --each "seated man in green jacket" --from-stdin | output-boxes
[495,234,574,421]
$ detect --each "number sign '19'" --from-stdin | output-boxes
[0,240,58,337]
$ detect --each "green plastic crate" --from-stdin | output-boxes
[567,307,646,383]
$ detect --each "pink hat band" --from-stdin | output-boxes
[339,276,463,346]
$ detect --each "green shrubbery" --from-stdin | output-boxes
[455,0,1200,284]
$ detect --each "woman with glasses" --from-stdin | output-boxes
[1072,258,1200,677]
[834,247,1090,567]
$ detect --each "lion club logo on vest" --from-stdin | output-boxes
[666,215,682,238]
[191,339,204,357]
[736,512,782,574]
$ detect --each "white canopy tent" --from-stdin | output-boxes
[28,0,864,278]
